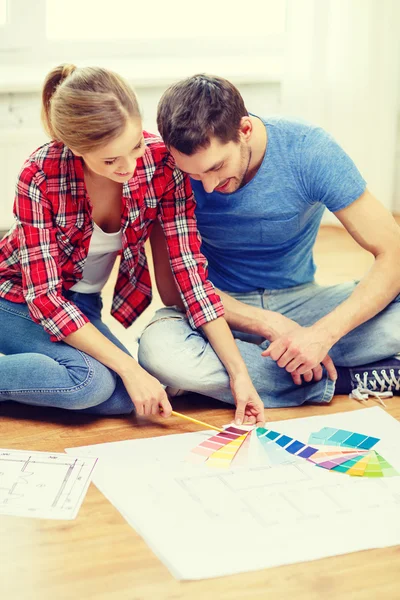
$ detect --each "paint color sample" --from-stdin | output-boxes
[256,428,319,461]
[309,428,380,451]
[187,426,248,464]
[286,440,305,454]
[276,435,292,448]
[309,449,368,464]
[346,454,371,476]
[297,446,319,460]
[231,431,252,467]
[206,433,250,469]
[375,453,399,477]
[329,450,398,478]
[258,435,294,466]
[188,424,398,478]
[316,453,366,470]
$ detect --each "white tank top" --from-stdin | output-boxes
[71,222,122,293]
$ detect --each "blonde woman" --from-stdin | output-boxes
[0,64,264,425]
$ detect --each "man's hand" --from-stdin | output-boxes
[230,373,265,427]
[258,312,334,384]
[261,324,337,382]
[214,290,336,385]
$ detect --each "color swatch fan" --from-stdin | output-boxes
[308,427,398,477]
[186,426,251,469]
[255,425,398,477]
[187,423,398,477]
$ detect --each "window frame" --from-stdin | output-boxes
[1,0,287,75]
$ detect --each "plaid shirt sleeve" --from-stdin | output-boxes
[158,161,225,329]
[15,163,89,341]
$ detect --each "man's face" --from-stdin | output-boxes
[170,136,251,194]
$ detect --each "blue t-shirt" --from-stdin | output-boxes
[190,117,366,292]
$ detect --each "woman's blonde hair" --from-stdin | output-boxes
[41,64,141,153]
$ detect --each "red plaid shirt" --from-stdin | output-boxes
[0,132,224,341]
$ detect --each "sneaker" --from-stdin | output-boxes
[337,357,400,406]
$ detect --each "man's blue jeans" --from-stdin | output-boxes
[0,292,134,415]
[138,281,400,408]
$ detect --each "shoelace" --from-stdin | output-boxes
[350,368,400,407]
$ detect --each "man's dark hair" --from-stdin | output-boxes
[157,74,248,155]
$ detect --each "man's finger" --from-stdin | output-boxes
[303,370,313,383]
[285,355,305,373]
[322,355,337,381]
[291,372,302,385]
[277,348,299,369]
[312,365,323,382]
[261,339,286,361]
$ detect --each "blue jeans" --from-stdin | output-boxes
[0,292,134,415]
[138,281,400,408]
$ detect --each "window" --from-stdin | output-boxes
[1,0,286,60]
[1,0,286,84]
[46,0,286,41]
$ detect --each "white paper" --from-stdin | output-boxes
[0,449,97,519]
[66,407,400,579]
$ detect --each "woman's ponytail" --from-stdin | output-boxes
[41,64,77,139]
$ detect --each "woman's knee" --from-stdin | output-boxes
[61,360,118,410]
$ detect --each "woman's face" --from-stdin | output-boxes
[80,118,145,183]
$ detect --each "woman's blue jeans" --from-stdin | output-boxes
[0,292,134,415]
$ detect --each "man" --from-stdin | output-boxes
[138,74,400,408]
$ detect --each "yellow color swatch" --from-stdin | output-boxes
[207,433,249,469]
[346,454,371,476]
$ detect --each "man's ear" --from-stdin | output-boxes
[238,116,253,142]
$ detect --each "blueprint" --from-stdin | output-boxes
[0,449,97,519]
[66,407,400,579]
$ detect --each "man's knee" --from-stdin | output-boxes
[138,315,204,384]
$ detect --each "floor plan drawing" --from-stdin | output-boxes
[0,449,97,519]
[68,407,400,579]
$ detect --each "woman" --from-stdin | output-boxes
[0,64,264,424]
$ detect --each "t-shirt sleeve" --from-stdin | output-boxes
[299,127,367,212]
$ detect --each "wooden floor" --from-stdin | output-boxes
[1,223,400,600]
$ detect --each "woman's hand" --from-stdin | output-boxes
[64,323,173,418]
[230,373,265,427]
[121,365,172,417]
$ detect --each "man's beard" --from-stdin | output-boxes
[237,144,252,190]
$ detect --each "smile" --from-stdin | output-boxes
[215,179,231,192]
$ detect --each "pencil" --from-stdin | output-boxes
[171,410,224,432]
